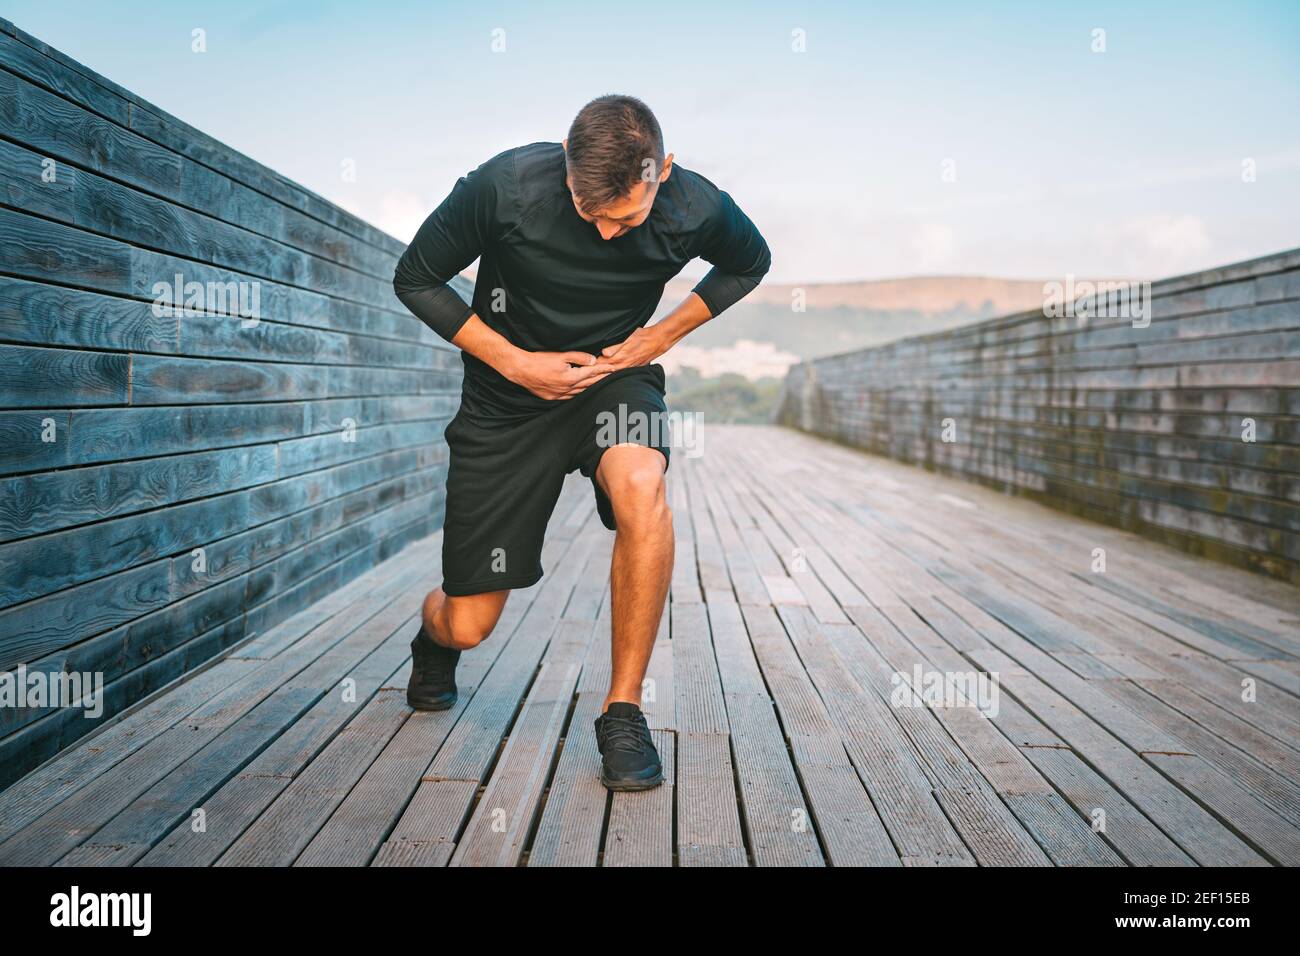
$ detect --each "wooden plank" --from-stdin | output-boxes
[691,466,767,605]
[720,443,1192,866]
[1018,745,1195,866]
[812,486,1280,866]
[370,781,479,867]
[0,444,277,543]
[0,133,396,306]
[450,661,581,867]
[527,693,608,868]
[603,730,675,867]
[1098,680,1300,825]
[671,602,729,734]
[56,584,433,866]
[0,469,415,607]
[642,626,674,731]
[1143,752,1300,865]
[929,560,1300,747]
[712,453,850,622]
[779,256,1300,584]
[0,68,179,199]
[0,275,177,353]
[675,461,829,867]
[795,607,1050,866]
[668,471,704,604]
[0,32,406,279]
[0,343,128,408]
[1002,792,1125,867]
[685,469,731,596]
[764,616,973,865]
[143,613,426,866]
[1133,677,1300,776]
[7,407,1300,871]
[0,657,259,841]
[80,688,412,868]
[724,692,824,866]
[676,731,747,867]
[0,557,425,865]
[964,647,1268,866]
[737,604,898,865]
[0,31,131,123]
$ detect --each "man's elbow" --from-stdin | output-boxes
[741,242,772,292]
[752,242,773,284]
[392,247,438,299]
[392,254,414,298]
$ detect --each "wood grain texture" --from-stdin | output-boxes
[0,28,464,783]
[2,431,1298,865]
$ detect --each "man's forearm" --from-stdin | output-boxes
[450,313,527,378]
[451,313,614,400]
[646,292,714,354]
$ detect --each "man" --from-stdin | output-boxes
[393,94,770,790]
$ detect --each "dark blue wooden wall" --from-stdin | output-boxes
[0,18,465,786]
[776,249,1300,585]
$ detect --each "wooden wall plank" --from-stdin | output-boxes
[0,27,463,775]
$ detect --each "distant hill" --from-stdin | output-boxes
[656,274,1131,360]
[662,274,1054,314]
[457,271,1126,361]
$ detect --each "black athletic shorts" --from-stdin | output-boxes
[440,364,671,596]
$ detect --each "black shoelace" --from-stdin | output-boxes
[602,715,651,753]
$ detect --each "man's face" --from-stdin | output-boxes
[564,143,675,241]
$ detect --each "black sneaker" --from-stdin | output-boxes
[594,702,663,791]
[406,626,460,711]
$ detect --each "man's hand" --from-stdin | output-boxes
[504,350,615,401]
[451,292,718,401]
[452,315,613,401]
[600,325,670,369]
[600,293,717,370]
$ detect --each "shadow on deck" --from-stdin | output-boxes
[2,425,1297,867]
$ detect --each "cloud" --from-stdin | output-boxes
[1093,214,1213,277]
[909,223,957,271]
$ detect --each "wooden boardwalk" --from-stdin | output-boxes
[2,424,1297,867]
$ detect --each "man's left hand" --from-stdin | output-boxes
[601,326,670,369]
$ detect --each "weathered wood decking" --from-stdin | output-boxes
[2,424,1297,867]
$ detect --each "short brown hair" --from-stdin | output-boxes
[566,94,665,214]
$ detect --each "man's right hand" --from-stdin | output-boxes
[504,350,616,401]
[451,314,614,401]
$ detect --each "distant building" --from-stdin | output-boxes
[659,338,801,381]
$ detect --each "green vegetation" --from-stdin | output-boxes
[666,369,785,424]
[659,294,1006,424]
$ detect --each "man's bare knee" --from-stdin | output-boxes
[437,591,508,650]
[602,448,669,529]
[421,587,446,634]
[443,625,489,650]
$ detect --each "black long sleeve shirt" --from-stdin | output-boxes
[393,142,771,424]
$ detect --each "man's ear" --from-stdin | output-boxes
[659,153,675,182]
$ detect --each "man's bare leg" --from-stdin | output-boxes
[596,444,673,711]
[421,587,510,651]
[407,586,510,711]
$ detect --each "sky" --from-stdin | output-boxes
[6,0,1300,283]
